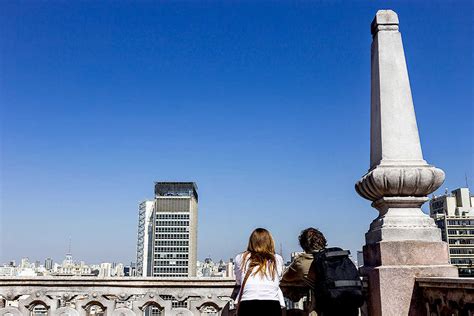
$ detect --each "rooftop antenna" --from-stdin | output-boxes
[465,172,470,189]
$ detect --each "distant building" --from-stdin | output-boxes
[20,258,30,269]
[430,187,474,277]
[45,258,53,271]
[114,263,125,277]
[226,259,235,279]
[99,263,112,277]
[136,182,198,277]
[124,262,136,277]
[0,266,16,276]
[54,253,93,276]
[196,258,231,278]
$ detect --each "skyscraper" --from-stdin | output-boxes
[136,182,198,277]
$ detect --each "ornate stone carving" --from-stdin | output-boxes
[0,277,236,316]
[55,307,79,316]
[356,165,445,202]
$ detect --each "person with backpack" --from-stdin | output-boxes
[280,228,363,316]
[234,228,285,316]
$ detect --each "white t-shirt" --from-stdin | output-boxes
[234,252,285,307]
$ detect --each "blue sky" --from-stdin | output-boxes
[1,1,472,264]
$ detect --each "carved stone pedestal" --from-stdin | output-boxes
[362,241,458,315]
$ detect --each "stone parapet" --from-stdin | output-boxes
[0,277,237,316]
[364,266,459,316]
[416,277,474,315]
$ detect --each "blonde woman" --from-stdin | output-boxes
[234,228,285,316]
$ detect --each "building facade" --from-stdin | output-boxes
[430,187,474,276]
[136,200,155,277]
[54,253,93,276]
[137,182,198,277]
[44,258,53,271]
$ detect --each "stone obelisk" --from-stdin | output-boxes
[355,10,457,316]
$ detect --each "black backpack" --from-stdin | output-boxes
[310,247,364,311]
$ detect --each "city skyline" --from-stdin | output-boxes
[1,251,236,278]
[1,2,473,264]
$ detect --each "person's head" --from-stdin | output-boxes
[246,227,276,255]
[243,228,277,279]
[299,227,327,253]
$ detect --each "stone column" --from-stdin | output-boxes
[355,10,458,316]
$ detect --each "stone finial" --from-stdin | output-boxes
[371,10,399,35]
[356,10,444,244]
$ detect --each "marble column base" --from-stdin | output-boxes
[365,197,442,244]
[361,241,458,316]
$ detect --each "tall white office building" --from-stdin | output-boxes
[136,200,155,277]
[136,182,198,277]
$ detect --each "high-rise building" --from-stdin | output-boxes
[136,200,155,277]
[124,262,137,277]
[44,258,53,271]
[20,258,30,269]
[99,263,112,277]
[136,182,198,277]
[430,187,474,276]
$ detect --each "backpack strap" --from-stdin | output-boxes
[332,280,362,287]
[325,250,350,258]
[236,265,253,315]
[236,252,253,310]
[237,267,252,304]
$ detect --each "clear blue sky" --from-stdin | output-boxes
[1,1,472,265]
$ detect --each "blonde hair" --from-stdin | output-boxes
[241,228,277,279]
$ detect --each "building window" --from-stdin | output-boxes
[31,304,48,316]
[143,305,163,316]
[86,304,105,316]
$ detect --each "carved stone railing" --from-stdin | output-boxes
[0,277,237,316]
[3,276,474,315]
[416,277,474,315]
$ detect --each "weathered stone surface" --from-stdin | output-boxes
[0,307,21,316]
[416,277,474,314]
[364,198,442,244]
[356,166,445,202]
[371,10,399,35]
[0,277,237,316]
[363,241,451,267]
[363,264,458,316]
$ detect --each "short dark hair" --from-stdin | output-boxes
[299,228,327,252]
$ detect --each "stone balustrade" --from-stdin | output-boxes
[2,277,474,315]
[416,277,474,315]
[0,277,237,316]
